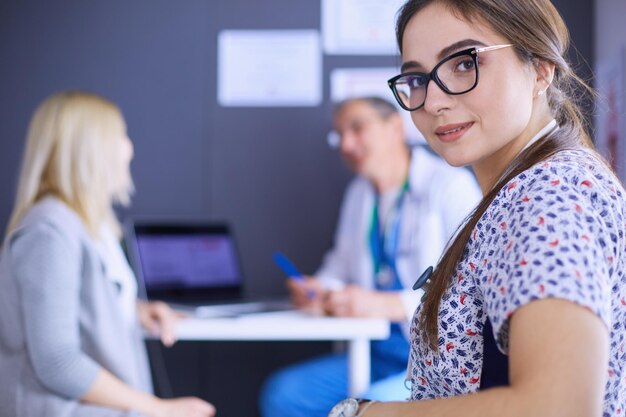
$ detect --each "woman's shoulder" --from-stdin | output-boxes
[476,148,625,246]
[499,148,624,210]
[524,148,618,188]
[8,197,90,250]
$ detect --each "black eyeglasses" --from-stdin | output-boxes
[388,44,513,111]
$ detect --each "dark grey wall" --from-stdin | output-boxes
[0,0,594,415]
[0,0,594,296]
[0,0,358,298]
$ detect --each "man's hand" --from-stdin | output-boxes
[322,285,406,320]
[286,276,327,314]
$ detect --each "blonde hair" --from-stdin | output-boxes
[6,91,134,238]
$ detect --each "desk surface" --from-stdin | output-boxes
[174,310,390,341]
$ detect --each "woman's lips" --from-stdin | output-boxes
[435,122,474,143]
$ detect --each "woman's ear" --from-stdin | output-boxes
[533,59,556,97]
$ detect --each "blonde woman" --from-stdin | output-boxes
[0,91,215,417]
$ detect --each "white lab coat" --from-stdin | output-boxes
[316,146,482,338]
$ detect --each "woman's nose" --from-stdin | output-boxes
[422,80,456,115]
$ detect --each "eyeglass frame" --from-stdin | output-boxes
[387,44,514,111]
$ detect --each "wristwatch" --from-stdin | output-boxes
[328,398,376,417]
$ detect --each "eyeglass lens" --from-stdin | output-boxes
[393,52,477,110]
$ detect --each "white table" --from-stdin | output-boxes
[174,310,390,396]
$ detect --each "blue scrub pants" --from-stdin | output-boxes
[259,352,410,417]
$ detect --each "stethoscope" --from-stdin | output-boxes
[403,265,433,392]
[412,265,432,291]
[401,265,433,393]
[370,179,410,288]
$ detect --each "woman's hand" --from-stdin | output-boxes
[153,397,216,417]
[136,300,185,347]
[83,369,215,417]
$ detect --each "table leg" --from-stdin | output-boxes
[348,338,370,397]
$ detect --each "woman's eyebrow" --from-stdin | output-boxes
[400,38,487,73]
[437,39,487,60]
[400,60,424,73]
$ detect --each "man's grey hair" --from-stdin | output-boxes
[335,96,399,120]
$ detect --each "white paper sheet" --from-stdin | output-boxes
[322,0,406,55]
[218,30,322,106]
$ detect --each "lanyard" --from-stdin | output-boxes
[369,178,410,283]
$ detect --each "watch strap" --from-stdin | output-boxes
[356,400,377,417]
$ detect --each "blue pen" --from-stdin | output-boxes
[272,251,316,299]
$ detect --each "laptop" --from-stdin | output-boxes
[124,221,292,317]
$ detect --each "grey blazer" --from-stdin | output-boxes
[0,197,152,417]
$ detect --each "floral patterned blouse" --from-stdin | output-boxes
[408,149,626,416]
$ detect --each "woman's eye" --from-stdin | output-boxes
[455,59,475,72]
[407,76,426,89]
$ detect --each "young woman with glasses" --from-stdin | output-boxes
[328,1,625,416]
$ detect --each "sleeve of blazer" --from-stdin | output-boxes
[9,221,100,399]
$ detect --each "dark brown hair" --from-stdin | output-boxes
[396,0,601,349]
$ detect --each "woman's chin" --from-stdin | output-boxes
[434,149,474,168]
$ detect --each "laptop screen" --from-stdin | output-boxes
[129,223,243,302]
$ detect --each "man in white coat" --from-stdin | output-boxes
[259,96,482,417]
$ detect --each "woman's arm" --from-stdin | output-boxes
[82,369,214,417]
[360,298,609,417]
[11,222,215,417]
[11,222,101,398]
